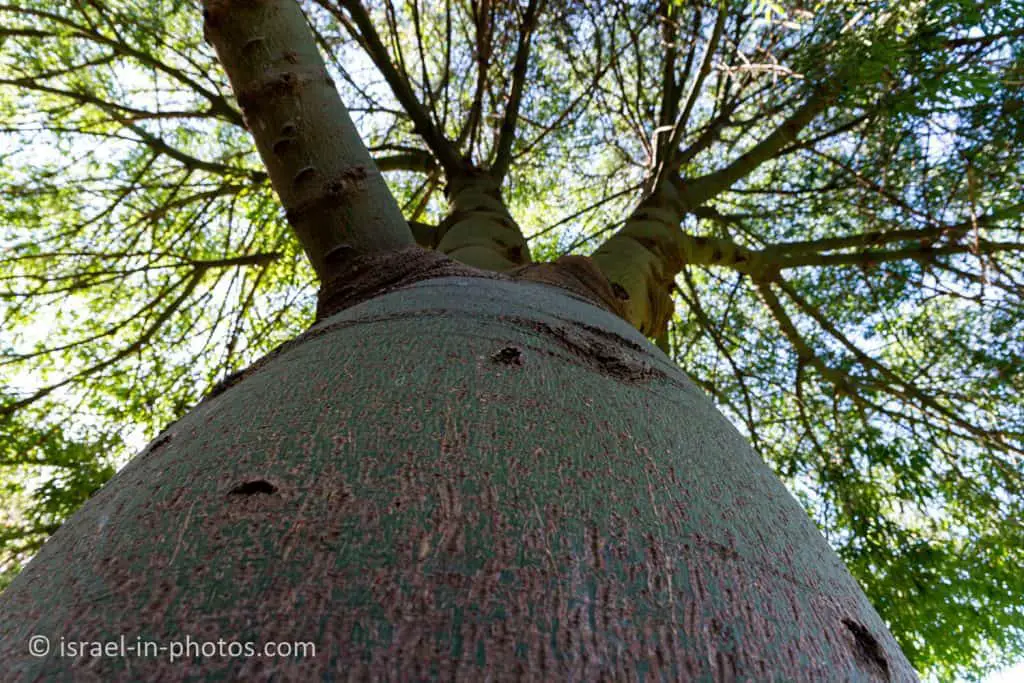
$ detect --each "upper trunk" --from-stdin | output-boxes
[592,177,767,336]
[0,274,914,681]
[434,171,533,271]
[203,0,414,277]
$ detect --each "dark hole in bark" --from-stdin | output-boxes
[842,618,890,681]
[506,245,524,262]
[271,137,293,155]
[229,480,278,496]
[491,346,524,366]
[150,433,173,452]
[323,243,356,268]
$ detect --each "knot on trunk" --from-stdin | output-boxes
[509,255,629,319]
[317,249,627,324]
[316,247,500,321]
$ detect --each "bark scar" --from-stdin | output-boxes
[491,346,524,366]
[509,255,628,319]
[842,619,890,681]
[229,480,278,496]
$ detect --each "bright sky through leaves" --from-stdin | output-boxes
[1,0,1022,678]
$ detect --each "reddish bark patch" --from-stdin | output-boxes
[148,432,173,453]
[316,247,500,321]
[509,254,628,319]
[508,317,665,384]
[315,248,627,326]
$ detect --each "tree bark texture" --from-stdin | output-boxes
[204,0,414,277]
[0,277,914,681]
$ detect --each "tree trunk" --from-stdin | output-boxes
[435,171,533,271]
[0,275,914,680]
[592,177,766,337]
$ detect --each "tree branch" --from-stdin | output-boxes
[204,0,413,277]
[491,0,544,182]
[0,4,244,127]
[774,277,1018,455]
[681,85,836,207]
[327,0,465,173]
[655,0,728,184]
[1,270,204,417]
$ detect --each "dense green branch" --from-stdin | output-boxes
[764,203,1024,260]
[108,114,266,181]
[0,4,244,126]
[774,277,1021,456]
[0,270,204,417]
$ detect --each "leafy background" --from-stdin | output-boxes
[1,0,1021,679]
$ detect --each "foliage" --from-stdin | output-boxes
[0,0,1021,678]
[0,394,118,589]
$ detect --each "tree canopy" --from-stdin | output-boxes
[1,0,1022,678]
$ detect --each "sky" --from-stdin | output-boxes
[986,662,1024,683]
[1,2,1019,679]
